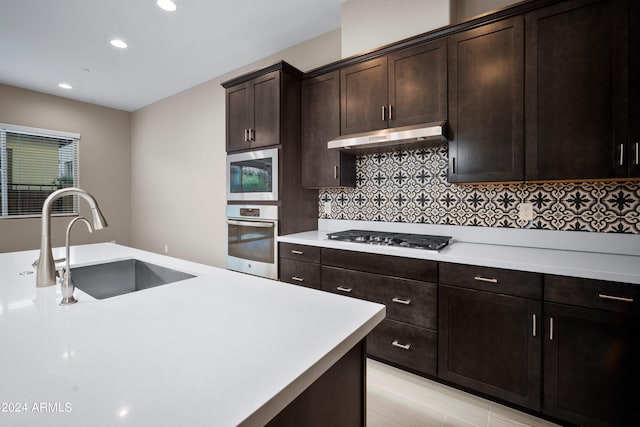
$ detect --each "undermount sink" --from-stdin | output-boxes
[71,259,195,299]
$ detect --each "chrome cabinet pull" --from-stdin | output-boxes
[619,143,624,166]
[381,105,386,121]
[549,317,554,341]
[388,104,393,120]
[634,142,639,165]
[474,276,498,284]
[599,294,634,303]
[249,128,254,141]
[244,129,248,142]
[391,340,411,351]
[532,314,537,337]
[334,165,338,180]
[336,286,352,293]
[291,276,304,282]
[392,297,411,305]
[290,250,304,255]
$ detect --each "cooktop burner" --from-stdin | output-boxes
[326,230,452,251]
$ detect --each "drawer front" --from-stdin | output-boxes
[367,319,437,376]
[545,275,640,314]
[439,263,542,299]
[279,243,321,263]
[321,248,437,282]
[322,266,437,329]
[280,258,321,289]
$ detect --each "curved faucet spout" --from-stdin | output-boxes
[36,187,108,287]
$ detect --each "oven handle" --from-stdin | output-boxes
[226,219,275,228]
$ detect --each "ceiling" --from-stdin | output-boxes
[0,0,343,112]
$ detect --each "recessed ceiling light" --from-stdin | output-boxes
[110,39,128,49]
[58,83,72,90]
[157,0,177,12]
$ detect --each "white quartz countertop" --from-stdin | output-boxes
[0,243,385,426]
[278,230,640,285]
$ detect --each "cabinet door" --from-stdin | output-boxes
[302,72,356,188]
[340,57,388,135]
[447,16,524,183]
[544,303,640,426]
[250,70,280,149]
[525,0,628,180]
[438,285,541,410]
[226,82,250,152]
[388,39,447,128]
[630,0,640,177]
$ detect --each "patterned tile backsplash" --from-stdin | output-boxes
[319,145,640,234]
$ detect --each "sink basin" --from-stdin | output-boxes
[71,259,195,299]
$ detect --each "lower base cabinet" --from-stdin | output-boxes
[367,318,437,376]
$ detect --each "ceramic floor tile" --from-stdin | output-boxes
[367,359,557,427]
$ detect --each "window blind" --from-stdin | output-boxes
[0,125,79,218]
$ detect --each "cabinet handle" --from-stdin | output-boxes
[451,157,456,174]
[381,105,386,121]
[392,297,411,305]
[391,340,411,351]
[388,104,393,120]
[634,142,639,165]
[474,276,498,284]
[249,128,254,141]
[619,143,624,166]
[549,317,554,341]
[244,129,248,142]
[290,250,304,255]
[598,294,634,303]
[291,276,304,282]
[334,165,338,180]
[336,286,352,293]
[532,314,536,337]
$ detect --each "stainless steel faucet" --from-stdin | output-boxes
[36,187,108,287]
[58,216,94,305]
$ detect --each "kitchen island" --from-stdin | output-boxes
[0,243,385,426]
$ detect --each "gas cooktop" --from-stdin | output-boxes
[326,230,452,251]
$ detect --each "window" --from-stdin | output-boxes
[0,124,79,218]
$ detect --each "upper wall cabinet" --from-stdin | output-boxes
[340,39,447,136]
[223,63,303,153]
[524,0,629,180]
[629,0,640,177]
[447,16,524,183]
[301,71,356,188]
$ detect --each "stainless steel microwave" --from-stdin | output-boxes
[226,148,279,201]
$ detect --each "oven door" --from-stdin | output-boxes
[227,218,278,280]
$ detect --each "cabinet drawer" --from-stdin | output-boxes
[279,243,321,263]
[322,266,436,329]
[321,248,437,282]
[367,319,437,377]
[545,275,640,315]
[280,259,321,289]
[439,263,542,299]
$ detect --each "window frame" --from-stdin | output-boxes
[0,123,80,219]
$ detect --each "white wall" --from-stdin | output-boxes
[341,0,453,58]
[130,30,341,267]
[455,0,522,21]
[0,84,131,253]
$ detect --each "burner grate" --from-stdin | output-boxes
[326,230,451,251]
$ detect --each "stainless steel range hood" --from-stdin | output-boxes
[327,121,447,154]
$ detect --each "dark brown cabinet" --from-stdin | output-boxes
[321,248,439,377]
[340,40,447,136]
[525,0,629,180]
[630,0,640,177]
[225,70,280,152]
[301,71,356,188]
[438,263,542,410]
[447,16,524,183]
[543,275,640,426]
[279,243,321,289]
